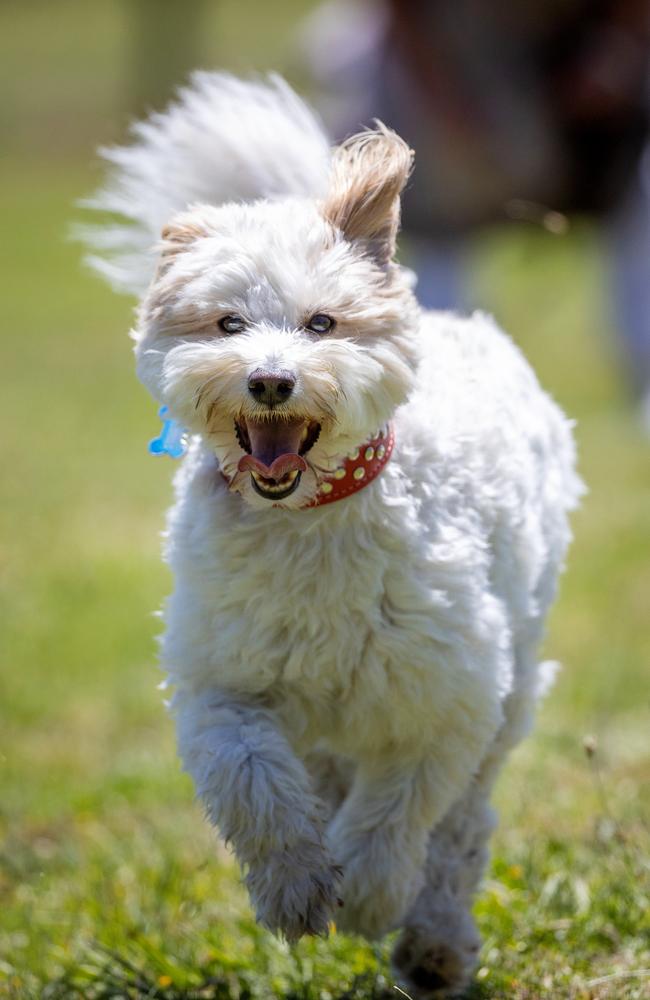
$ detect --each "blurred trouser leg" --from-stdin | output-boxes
[606,152,650,424]
[405,234,468,313]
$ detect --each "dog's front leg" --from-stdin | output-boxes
[328,752,476,940]
[173,688,341,941]
[326,755,432,938]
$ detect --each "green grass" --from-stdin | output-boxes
[1,2,649,998]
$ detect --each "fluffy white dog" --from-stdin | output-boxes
[85,73,582,997]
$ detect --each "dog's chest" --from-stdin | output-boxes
[192,512,455,750]
[169,493,448,710]
[166,467,509,754]
[213,512,394,692]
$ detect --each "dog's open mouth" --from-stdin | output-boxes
[235,418,320,500]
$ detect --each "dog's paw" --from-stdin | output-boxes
[391,912,481,998]
[246,841,342,943]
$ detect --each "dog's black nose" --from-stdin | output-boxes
[248,369,296,406]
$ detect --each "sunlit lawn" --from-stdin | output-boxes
[1,2,650,996]
[1,153,649,1000]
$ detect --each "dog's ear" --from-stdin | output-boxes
[159,212,210,265]
[322,125,413,267]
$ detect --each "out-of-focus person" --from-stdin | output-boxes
[301,0,650,422]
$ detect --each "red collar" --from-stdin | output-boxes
[306,423,394,508]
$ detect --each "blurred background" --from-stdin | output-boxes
[1,2,649,997]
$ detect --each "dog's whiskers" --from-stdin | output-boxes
[194,373,221,412]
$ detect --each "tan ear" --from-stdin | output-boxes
[160,212,209,262]
[322,124,413,266]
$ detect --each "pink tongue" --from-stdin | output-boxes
[237,420,308,480]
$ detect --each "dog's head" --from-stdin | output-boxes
[135,127,419,509]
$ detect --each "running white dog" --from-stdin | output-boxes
[86,73,581,997]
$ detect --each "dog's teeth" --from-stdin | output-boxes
[251,468,299,493]
[300,425,309,443]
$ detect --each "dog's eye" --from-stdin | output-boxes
[306,313,335,335]
[219,314,246,334]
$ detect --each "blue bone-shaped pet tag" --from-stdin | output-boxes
[148,405,188,459]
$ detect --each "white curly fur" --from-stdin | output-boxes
[86,73,582,997]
